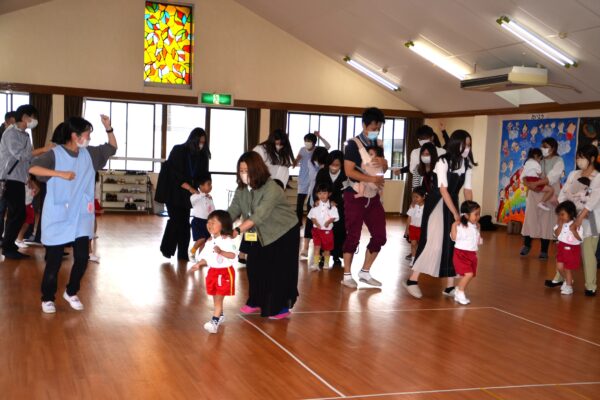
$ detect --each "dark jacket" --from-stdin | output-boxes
[157,144,209,208]
[313,168,347,214]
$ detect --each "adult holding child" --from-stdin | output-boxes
[520,138,565,260]
[29,115,117,313]
[159,128,210,261]
[228,151,299,319]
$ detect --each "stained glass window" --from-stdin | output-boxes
[144,1,193,86]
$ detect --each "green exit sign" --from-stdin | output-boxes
[200,93,232,106]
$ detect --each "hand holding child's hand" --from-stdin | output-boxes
[60,171,76,181]
[189,263,201,272]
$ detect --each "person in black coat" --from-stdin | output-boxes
[159,128,210,260]
[313,150,346,266]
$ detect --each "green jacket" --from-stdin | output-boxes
[228,179,297,246]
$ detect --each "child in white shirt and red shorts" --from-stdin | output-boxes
[307,182,339,271]
[406,186,426,265]
[553,200,582,296]
[190,210,238,334]
[451,200,482,305]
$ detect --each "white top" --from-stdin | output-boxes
[554,221,583,245]
[253,144,290,187]
[197,236,238,268]
[453,222,481,252]
[190,192,215,219]
[558,170,600,238]
[544,157,565,186]
[25,185,34,205]
[409,146,446,175]
[307,200,339,231]
[407,204,424,227]
[434,158,473,189]
[521,159,542,179]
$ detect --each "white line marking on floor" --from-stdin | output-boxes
[301,381,600,400]
[291,306,493,314]
[492,307,600,348]
[239,315,346,398]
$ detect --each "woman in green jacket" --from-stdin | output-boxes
[228,151,299,319]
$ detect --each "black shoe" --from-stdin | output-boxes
[3,251,29,260]
[545,279,562,288]
[318,256,324,268]
[520,246,531,256]
[333,257,342,267]
[539,252,548,260]
[585,289,596,297]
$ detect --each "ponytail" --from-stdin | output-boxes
[459,200,481,227]
[460,214,469,227]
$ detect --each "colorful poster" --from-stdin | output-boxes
[577,117,600,150]
[496,118,578,224]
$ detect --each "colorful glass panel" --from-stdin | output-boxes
[144,2,193,86]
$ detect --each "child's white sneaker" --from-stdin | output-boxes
[309,263,319,272]
[203,319,219,334]
[454,289,471,305]
[89,254,100,263]
[537,203,550,211]
[561,284,574,295]
[15,240,28,248]
[41,301,56,314]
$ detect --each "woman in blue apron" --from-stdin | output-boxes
[29,115,117,313]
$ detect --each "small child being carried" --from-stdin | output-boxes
[189,174,215,260]
[307,182,339,271]
[521,148,556,211]
[353,145,385,199]
[190,210,238,334]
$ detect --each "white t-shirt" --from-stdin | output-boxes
[190,193,215,219]
[521,159,542,179]
[434,158,473,189]
[554,221,583,245]
[454,222,481,252]
[407,204,423,227]
[253,144,290,187]
[307,200,339,231]
[197,236,238,268]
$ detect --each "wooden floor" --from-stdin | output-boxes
[0,214,599,399]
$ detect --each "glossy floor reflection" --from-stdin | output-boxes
[0,214,598,399]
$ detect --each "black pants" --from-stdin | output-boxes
[41,237,89,302]
[2,180,25,254]
[332,215,346,259]
[296,193,308,224]
[523,236,550,253]
[0,196,6,240]
[160,204,191,260]
[34,182,46,243]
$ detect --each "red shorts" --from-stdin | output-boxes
[312,228,334,251]
[524,176,545,193]
[557,242,581,270]
[453,248,478,276]
[408,225,421,242]
[25,204,34,225]
[205,267,235,296]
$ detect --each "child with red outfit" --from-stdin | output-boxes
[406,186,426,265]
[450,200,482,305]
[553,200,582,296]
[307,182,339,271]
[189,210,238,334]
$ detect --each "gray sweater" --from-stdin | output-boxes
[0,126,33,183]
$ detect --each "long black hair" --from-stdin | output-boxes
[443,129,477,171]
[576,144,600,172]
[460,200,480,227]
[53,117,93,145]
[525,148,542,165]
[184,127,211,158]
[311,146,329,167]
[259,129,294,167]
[417,142,439,176]
[326,150,344,168]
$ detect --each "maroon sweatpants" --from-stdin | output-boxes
[342,191,387,254]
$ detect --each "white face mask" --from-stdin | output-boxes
[541,148,550,157]
[421,156,431,164]
[27,118,38,130]
[577,158,590,170]
[275,144,284,151]
[461,146,470,158]
[199,144,204,150]
[305,142,314,150]
[240,172,249,185]
[418,139,430,147]
[77,138,90,148]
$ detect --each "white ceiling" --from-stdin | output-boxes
[235,0,600,113]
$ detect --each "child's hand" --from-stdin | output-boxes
[189,263,201,272]
[325,218,335,227]
[59,171,76,181]
[213,245,222,255]
[314,200,321,206]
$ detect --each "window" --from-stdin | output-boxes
[209,109,245,173]
[0,92,30,115]
[165,105,206,157]
[144,1,193,86]
[83,99,163,171]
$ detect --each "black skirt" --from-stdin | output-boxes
[245,225,300,317]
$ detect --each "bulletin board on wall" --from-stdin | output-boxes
[496,117,578,224]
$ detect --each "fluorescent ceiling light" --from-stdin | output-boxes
[343,57,399,91]
[497,16,577,68]
[404,41,472,80]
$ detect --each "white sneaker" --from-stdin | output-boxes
[89,254,100,263]
[15,240,28,249]
[41,301,56,314]
[204,319,219,334]
[561,284,574,295]
[309,263,319,272]
[403,281,423,298]
[537,203,551,211]
[358,270,382,286]
[442,287,456,297]
[218,315,225,324]
[341,276,358,288]
[454,289,471,305]
[300,249,309,258]
[63,291,84,310]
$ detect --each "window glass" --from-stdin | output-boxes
[209,109,246,173]
[166,105,206,157]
